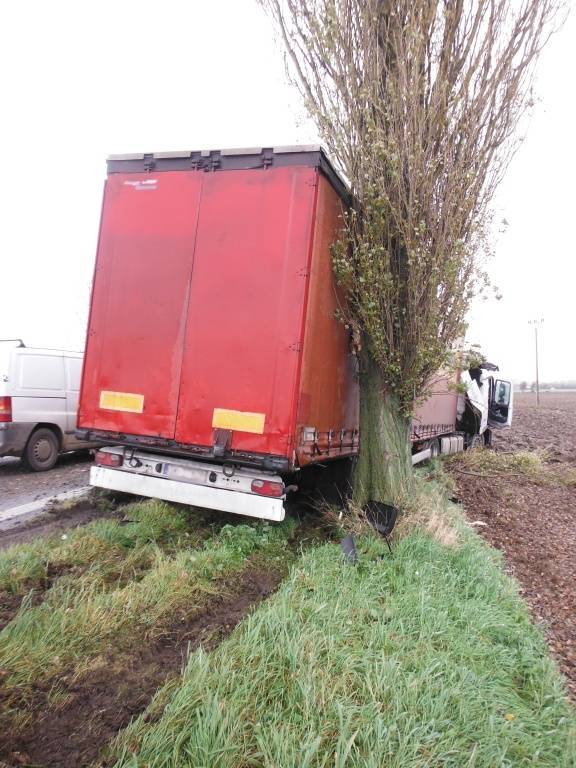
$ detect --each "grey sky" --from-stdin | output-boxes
[1,1,573,383]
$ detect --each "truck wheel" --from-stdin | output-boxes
[429,439,440,459]
[468,434,484,451]
[23,428,60,472]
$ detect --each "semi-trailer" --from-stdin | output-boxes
[77,146,512,521]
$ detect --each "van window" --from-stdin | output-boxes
[19,355,65,390]
[65,357,83,391]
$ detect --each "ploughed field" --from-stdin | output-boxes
[449,391,576,699]
[495,391,576,461]
[0,408,575,766]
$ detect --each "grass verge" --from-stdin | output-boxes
[0,500,214,594]
[0,505,295,695]
[111,494,575,767]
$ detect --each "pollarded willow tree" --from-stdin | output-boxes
[260,0,563,505]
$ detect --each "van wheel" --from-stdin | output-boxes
[23,428,59,471]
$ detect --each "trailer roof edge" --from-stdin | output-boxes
[106,146,350,204]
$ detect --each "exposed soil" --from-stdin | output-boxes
[0,593,28,634]
[0,566,282,768]
[0,497,126,551]
[0,563,75,632]
[451,392,576,700]
[493,390,576,462]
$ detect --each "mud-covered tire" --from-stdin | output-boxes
[468,434,484,451]
[429,438,440,459]
[23,428,60,472]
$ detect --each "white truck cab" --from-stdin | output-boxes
[458,363,513,445]
[0,340,100,471]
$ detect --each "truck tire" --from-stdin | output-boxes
[23,428,60,472]
[468,434,484,451]
[296,457,353,508]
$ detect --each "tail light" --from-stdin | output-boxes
[251,479,284,497]
[0,397,12,423]
[95,450,123,468]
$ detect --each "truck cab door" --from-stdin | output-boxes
[488,378,513,429]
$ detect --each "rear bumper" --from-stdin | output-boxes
[77,428,291,472]
[90,465,285,522]
[0,423,34,458]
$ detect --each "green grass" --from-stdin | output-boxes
[0,501,212,594]
[110,508,575,768]
[0,509,295,692]
[1,476,574,766]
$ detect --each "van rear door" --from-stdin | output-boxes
[11,351,66,425]
[0,344,15,398]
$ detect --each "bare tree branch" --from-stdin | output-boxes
[260,0,564,413]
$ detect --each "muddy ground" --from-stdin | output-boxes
[452,391,576,700]
[0,499,121,552]
[0,452,93,513]
[0,566,282,768]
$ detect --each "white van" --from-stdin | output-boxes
[0,340,100,471]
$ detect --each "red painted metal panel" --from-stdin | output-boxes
[296,175,359,465]
[174,167,318,457]
[78,172,202,437]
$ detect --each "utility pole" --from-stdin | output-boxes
[528,318,544,405]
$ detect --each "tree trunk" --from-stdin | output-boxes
[353,356,413,507]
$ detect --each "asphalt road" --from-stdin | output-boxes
[0,452,93,513]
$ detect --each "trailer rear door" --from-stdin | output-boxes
[79,172,202,437]
[174,167,317,457]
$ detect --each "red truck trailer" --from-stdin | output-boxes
[78,146,512,520]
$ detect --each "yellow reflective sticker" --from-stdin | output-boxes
[212,408,265,434]
[99,391,144,414]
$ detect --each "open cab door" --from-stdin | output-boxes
[488,378,513,429]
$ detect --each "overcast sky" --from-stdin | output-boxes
[1,1,574,383]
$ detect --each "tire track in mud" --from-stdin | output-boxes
[0,566,282,768]
[0,563,74,632]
